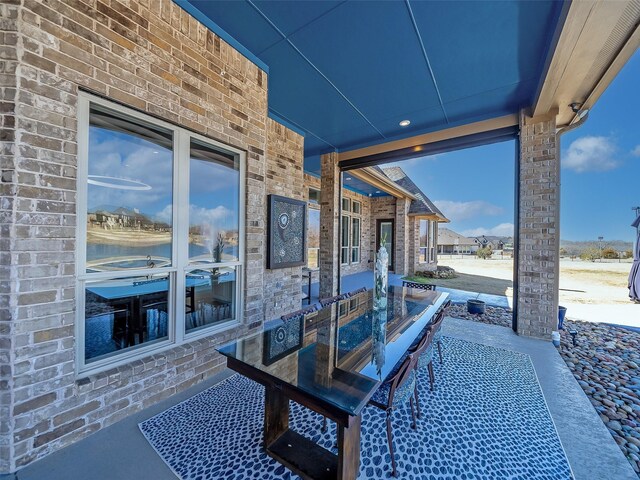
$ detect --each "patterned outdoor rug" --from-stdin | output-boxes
[139,337,573,479]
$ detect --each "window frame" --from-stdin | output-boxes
[340,196,362,266]
[341,213,350,265]
[76,92,246,376]
[419,219,429,263]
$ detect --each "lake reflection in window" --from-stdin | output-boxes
[86,108,173,273]
[188,141,240,264]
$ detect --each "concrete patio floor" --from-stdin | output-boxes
[8,318,636,480]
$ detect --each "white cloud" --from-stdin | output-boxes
[562,136,619,172]
[433,200,503,222]
[632,145,640,157]
[461,223,514,238]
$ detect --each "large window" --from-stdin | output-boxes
[419,220,437,263]
[419,220,428,263]
[341,198,362,265]
[78,93,244,374]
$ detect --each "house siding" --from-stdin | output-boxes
[0,0,306,472]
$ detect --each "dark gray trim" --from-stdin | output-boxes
[512,133,520,333]
[338,126,518,171]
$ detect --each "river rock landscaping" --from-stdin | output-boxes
[447,302,640,476]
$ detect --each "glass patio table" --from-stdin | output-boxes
[217,285,449,480]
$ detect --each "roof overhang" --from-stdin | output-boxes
[533,0,640,126]
[349,168,416,200]
[410,213,450,223]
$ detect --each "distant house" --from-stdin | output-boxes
[438,228,479,254]
[474,235,514,252]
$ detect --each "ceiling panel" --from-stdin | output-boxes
[261,41,381,140]
[181,0,564,161]
[252,1,344,41]
[189,1,283,55]
[410,0,562,105]
[284,1,442,123]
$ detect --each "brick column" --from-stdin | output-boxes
[516,111,560,339]
[319,152,340,299]
[394,198,410,275]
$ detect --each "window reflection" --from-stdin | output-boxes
[86,107,173,273]
[189,141,240,264]
[185,267,237,332]
[307,208,320,268]
[84,274,170,362]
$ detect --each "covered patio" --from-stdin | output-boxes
[12,317,636,480]
[2,0,639,478]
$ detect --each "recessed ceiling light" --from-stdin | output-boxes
[375,190,381,193]
[345,177,352,180]
[399,120,411,127]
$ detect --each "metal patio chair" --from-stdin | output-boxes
[368,353,419,477]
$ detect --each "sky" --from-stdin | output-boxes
[388,50,640,243]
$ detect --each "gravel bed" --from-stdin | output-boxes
[447,302,640,477]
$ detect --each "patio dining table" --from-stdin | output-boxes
[217,285,449,480]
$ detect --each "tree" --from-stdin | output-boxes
[602,247,619,259]
[559,247,568,257]
[580,247,600,262]
[623,249,634,259]
[476,246,493,260]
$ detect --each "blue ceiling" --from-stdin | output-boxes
[182,0,564,173]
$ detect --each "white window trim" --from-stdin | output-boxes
[418,219,429,264]
[340,195,362,266]
[75,92,246,376]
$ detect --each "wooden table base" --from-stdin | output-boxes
[263,386,361,480]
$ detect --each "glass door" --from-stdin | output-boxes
[376,219,394,271]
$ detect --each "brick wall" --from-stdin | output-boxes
[394,198,410,275]
[0,0,310,472]
[264,118,304,320]
[319,153,340,299]
[516,112,559,339]
[0,2,19,472]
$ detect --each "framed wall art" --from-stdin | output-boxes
[267,194,306,269]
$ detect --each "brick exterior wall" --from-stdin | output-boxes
[0,2,19,472]
[264,118,304,320]
[0,0,307,472]
[394,198,410,275]
[516,112,560,339]
[319,153,339,299]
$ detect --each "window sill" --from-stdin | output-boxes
[77,319,240,379]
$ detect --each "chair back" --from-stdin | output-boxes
[438,300,452,316]
[281,304,318,321]
[319,294,347,308]
[385,353,417,409]
[431,309,446,332]
[402,280,435,291]
[345,286,367,297]
[410,325,435,357]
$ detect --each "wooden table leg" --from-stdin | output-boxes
[337,414,361,480]
[264,385,289,447]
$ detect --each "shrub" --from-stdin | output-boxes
[476,246,493,260]
[602,247,619,259]
[415,265,457,279]
[623,250,634,259]
[580,247,600,262]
